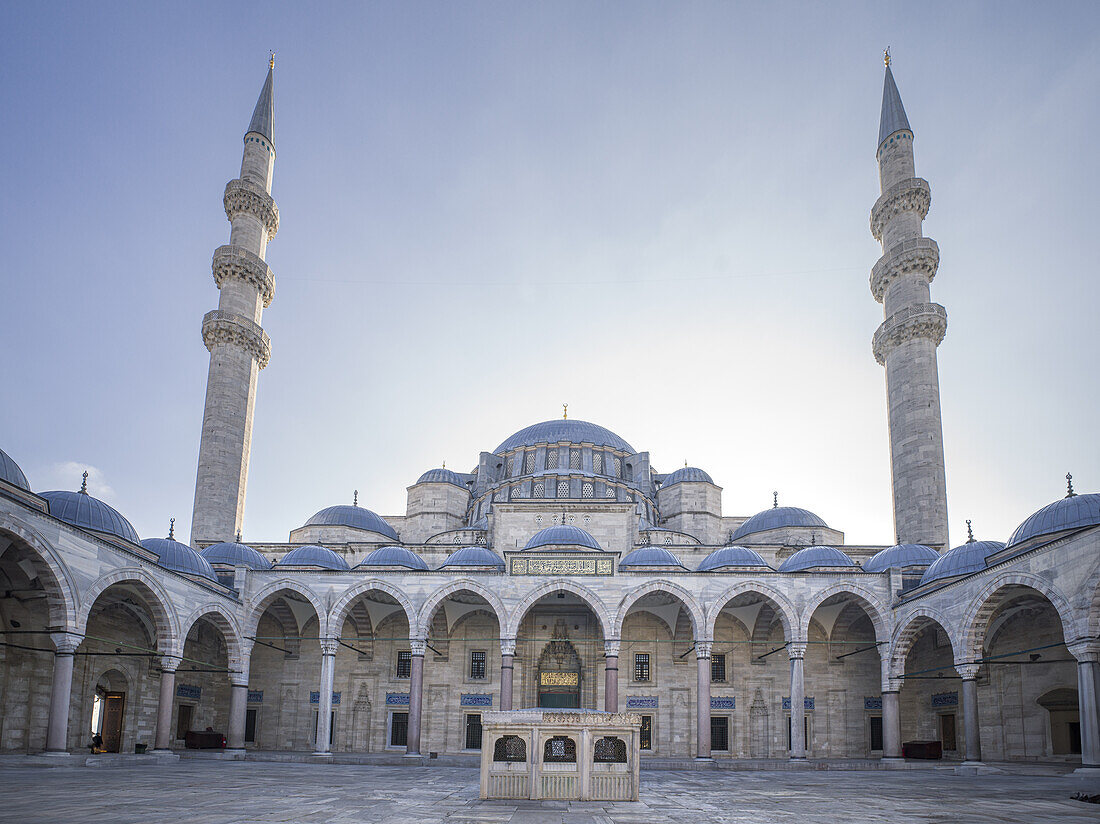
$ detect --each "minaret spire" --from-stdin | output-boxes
[870,56,950,549]
[190,60,280,547]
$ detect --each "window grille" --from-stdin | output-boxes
[711,654,726,683]
[545,450,559,470]
[524,451,535,474]
[465,714,483,750]
[543,736,577,763]
[640,715,652,750]
[710,716,729,752]
[493,735,526,762]
[606,486,616,498]
[533,482,544,498]
[557,480,569,498]
[614,457,622,477]
[390,712,408,747]
[664,535,673,545]
[569,449,581,469]
[593,736,627,763]
[396,650,411,679]
[470,650,486,680]
[582,482,594,498]
[634,653,650,682]
[592,452,603,474]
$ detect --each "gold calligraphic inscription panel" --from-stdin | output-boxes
[540,671,580,687]
[509,556,614,576]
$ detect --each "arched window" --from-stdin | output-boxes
[582,482,594,499]
[569,449,581,470]
[493,735,526,762]
[544,736,577,763]
[593,736,627,763]
[592,451,603,474]
[556,480,569,498]
[545,450,559,470]
[533,482,545,498]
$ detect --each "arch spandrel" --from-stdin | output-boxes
[505,580,612,639]
[888,606,956,681]
[613,580,707,641]
[957,573,1079,661]
[329,579,417,639]
[705,581,798,642]
[416,580,507,638]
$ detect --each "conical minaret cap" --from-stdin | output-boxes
[246,61,275,145]
[878,64,910,148]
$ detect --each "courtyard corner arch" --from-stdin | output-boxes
[506,579,613,639]
[958,573,1079,662]
[416,580,507,639]
[244,579,328,641]
[888,607,956,681]
[613,580,707,640]
[0,514,77,630]
[705,581,797,642]
[78,568,181,653]
[179,602,245,666]
[802,583,891,645]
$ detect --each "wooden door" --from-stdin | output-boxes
[102,693,125,753]
[939,713,956,751]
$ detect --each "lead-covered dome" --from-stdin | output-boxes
[619,546,687,569]
[200,540,272,570]
[416,468,467,488]
[1006,492,1100,549]
[778,546,855,572]
[525,524,602,551]
[438,546,506,570]
[863,543,940,573]
[0,447,30,491]
[697,545,770,571]
[305,504,399,541]
[357,546,429,571]
[41,487,140,545]
[662,466,714,486]
[494,420,633,454]
[278,545,350,570]
[143,537,218,582]
[920,540,1004,586]
[732,506,828,541]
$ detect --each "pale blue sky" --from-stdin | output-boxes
[1,2,1097,546]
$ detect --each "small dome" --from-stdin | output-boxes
[863,543,940,573]
[732,506,828,541]
[416,468,468,488]
[525,524,602,551]
[438,546,506,570]
[662,466,714,486]
[778,546,855,572]
[1006,492,1100,549]
[0,447,30,491]
[697,545,770,572]
[494,419,634,454]
[278,545,350,570]
[357,545,429,571]
[920,540,1005,586]
[41,488,140,545]
[143,537,218,582]
[619,546,687,569]
[305,504,399,541]
[200,541,272,571]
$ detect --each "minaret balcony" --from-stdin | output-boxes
[872,302,947,365]
[870,237,939,303]
[212,245,276,307]
[870,177,930,241]
[223,178,279,238]
[201,309,272,368]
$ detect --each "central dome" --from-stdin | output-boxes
[494,419,633,454]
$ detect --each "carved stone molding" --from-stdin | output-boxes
[787,642,807,660]
[201,309,272,369]
[212,245,276,307]
[223,178,279,239]
[870,177,931,241]
[872,302,947,365]
[409,638,427,656]
[50,631,83,655]
[870,237,940,303]
[955,663,981,681]
[319,638,340,657]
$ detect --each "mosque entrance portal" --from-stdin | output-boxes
[101,692,125,753]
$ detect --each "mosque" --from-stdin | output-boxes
[1,54,1098,770]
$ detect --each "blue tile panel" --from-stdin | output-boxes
[864,697,883,710]
[386,693,410,706]
[461,694,493,707]
[247,691,263,703]
[626,697,658,709]
[309,692,341,705]
[782,697,815,710]
[176,684,201,700]
[710,696,736,710]
[931,692,958,707]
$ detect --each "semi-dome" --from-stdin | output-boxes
[200,540,272,570]
[619,546,687,569]
[863,543,940,573]
[525,524,602,551]
[416,467,467,488]
[1006,492,1100,549]
[494,419,633,454]
[278,545,350,570]
[778,546,855,572]
[357,545,429,571]
[920,540,1005,586]
[697,545,770,572]
[662,466,714,486]
[40,486,140,545]
[732,506,828,541]
[438,546,506,570]
[305,504,399,541]
[0,447,30,491]
[143,537,219,582]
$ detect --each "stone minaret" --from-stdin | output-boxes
[870,53,949,550]
[190,59,279,546]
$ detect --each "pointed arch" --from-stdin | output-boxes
[0,513,78,630]
[330,579,416,639]
[958,573,1078,661]
[244,578,327,641]
[506,580,612,638]
[889,606,956,680]
[706,581,797,642]
[613,580,707,640]
[179,603,244,665]
[78,568,181,653]
[801,582,891,645]
[417,580,507,638]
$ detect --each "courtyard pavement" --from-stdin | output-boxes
[0,761,1098,823]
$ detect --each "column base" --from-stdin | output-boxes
[310,751,333,760]
[694,756,713,762]
[40,750,72,757]
[223,748,246,759]
[1071,766,1100,776]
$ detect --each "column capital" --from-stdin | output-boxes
[49,631,83,655]
[319,637,340,657]
[499,637,516,657]
[604,639,621,658]
[1067,640,1100,663]
[409,638,427,657]
[229,672,250,688]
[695,640,712,659]
[787,641,807,660]
[159,654,183,673]
[955,662,981,681]
[882,679,903,694]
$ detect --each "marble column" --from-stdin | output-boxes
[313,638,338,756]
[789,642,807,761]
[957,663,982,763]
[604,639,620,713]
[696,641,712,759]
[45,632,83,754]
[500,638,516,712]
[152,653,182,753]
[882,689,902,760]
[1068,642,1100,768]
[226,643,253,752]
[406,638,426,757]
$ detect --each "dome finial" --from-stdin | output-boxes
[1066,472,1076,498]
[353,489,358,507]
[562,402,568,420]
[168,518,175,540]
[810,531,817,546]
[442,460,446,469]
[561,510,567,525]
[884,47,891,68]
[79,470,88,494]
[773,491,778,508]
[269,51,275,70]
[236,529,242,543]
[966,519,974,543]
[684,459,689,468]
